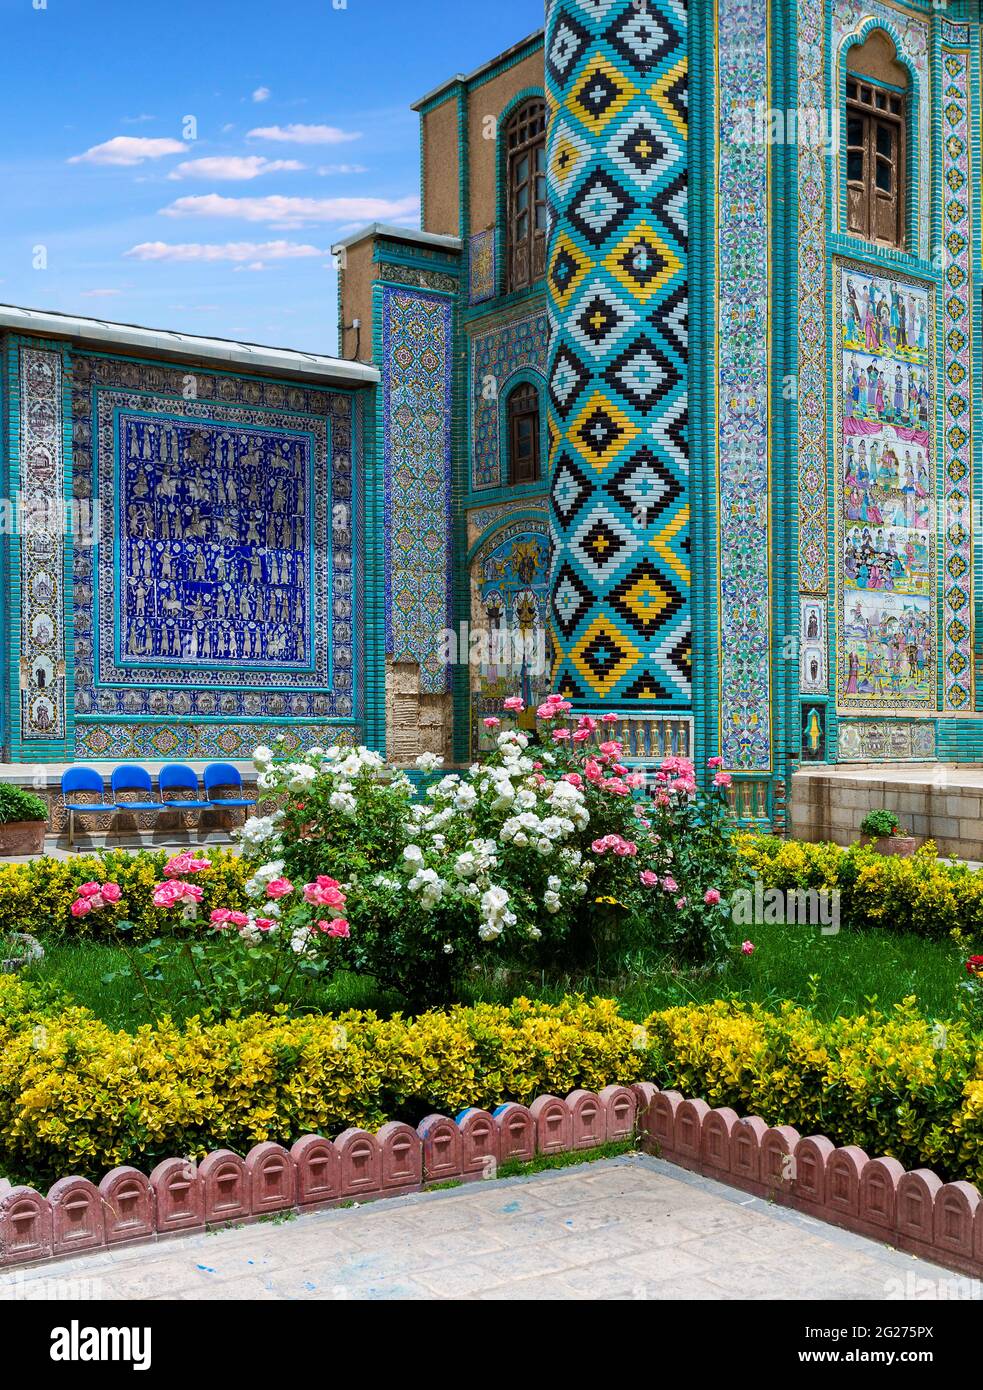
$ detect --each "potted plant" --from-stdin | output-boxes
[859,809,918,857]
[0,931,44,974]
[0,784,50,856]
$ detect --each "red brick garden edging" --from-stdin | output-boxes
[1,1083,980,1279]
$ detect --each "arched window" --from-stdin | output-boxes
[845,30,909,249]
[505,98,547,292]
[506,382,541,485]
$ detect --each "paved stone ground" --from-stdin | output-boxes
[1,1155,979,1301]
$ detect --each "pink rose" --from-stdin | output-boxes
[600,713,619,724]
[79,882,102,899]
[536,702,559,720]
[483,717,501,729]
[228,911,249,927]
[662,877,678,892]
[254,918,275,933]
[210,909,233,926]
[323,917,350,938]
[741,940,755,956]
[100,882,122,903]
[264,877,294,899]
[577,715,598,733]
[572,729,591,743]
[713,771,733,788]
[675,897,687,910]
[562,772,583,788]
[707,756,725,769]
[503,697,524,712]
[70,898,92,917]
[704,888,721,906]
[640,870,659,886]
[551,727,571,742]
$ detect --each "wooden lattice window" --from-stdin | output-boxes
[507,382,541,486]
[846,75,907,249]
[505,98,547,292]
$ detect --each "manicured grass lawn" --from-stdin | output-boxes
[26,915,969,1028]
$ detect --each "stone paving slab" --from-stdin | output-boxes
[1,1155,980,1301]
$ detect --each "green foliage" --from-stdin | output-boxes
[0,784,48,825]
[860,808,903,838]
[0,848,251,942]
[734,833,983,951]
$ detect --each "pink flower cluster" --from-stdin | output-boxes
[70,881,122,917]
[590,834,638,857]
[535,692,573,720]
[152,880,203,909]
[210,909,250,928]
[162,852,212,879]
[314,917,350,938]
[303,875,346,909]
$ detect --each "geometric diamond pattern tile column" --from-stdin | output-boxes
[545,0,690,708]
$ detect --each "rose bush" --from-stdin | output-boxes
[239,697,740,1005]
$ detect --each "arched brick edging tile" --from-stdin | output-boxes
[493,1103,536,1163]
[376,1122,422,1194]
[291,1135,341,1207]
[456,1108,500,1176]
[417,1115,463,1184]
[599,1084,637,1142]
[701,1107,739,1180]
[0,1187,52,1265]
[567,1090,605,1151]
[48,1177,105,1257]
[529,1095,571,1155]
[100,1167,154,1245]
[199,1150,249,1226]
[149,1159,203,1236]
[3,1083,983,1278]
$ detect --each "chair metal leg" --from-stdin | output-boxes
[68,807,74,850]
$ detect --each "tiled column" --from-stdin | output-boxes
[544,0,690,710]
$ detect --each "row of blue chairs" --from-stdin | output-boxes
[62,763,256,847]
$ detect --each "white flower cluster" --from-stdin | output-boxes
[244,859,286,900]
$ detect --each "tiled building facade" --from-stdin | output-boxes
[3,2,983,836]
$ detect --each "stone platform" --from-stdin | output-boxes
[790,764,983,859]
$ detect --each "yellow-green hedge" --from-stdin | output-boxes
[0,849,251,942]
[735,833,983,950]
[0,976,981,1188]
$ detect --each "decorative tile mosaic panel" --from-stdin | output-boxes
[800,597,827,695]
[715,0,771,769]
[544,0,690,709]
[18,346,68,742]
[70,353,355,724]
[832,1,931,261]
[469,519,550,754]
[471,313,548,490]
[381,285,453,693]
[113,412,314,673]
[75,720,357,762]
[835,260,935,709]
[800,703,827,763]
[837,719,936,762]
[939,40,973,711]
[469,230,497,304]
[796,0,829,596]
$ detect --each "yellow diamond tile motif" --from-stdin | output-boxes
[570,613,642,698]
[568,54,638,134]
[649,57,688,139]
[568,390,640,472]
[649,506,690,585]
[603,222,682,303]
[548,230,594,311]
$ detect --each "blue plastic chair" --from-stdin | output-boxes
[202,762,257,810]
[61,766,118,849]
[110,764,162,813]
[159,763,211,810]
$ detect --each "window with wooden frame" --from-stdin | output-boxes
[845,73,907,249]
[505,98,547,293]
[506,382,541,486]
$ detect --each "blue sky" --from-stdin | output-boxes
[0,0,543,354]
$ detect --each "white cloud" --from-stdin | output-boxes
[252,86,271,103]
[247,123,361,145]
[159,193,419,228]
[169,156,304,181]
[317,163,367,176]
[79,288,122,297]
[125,239,327,263]
[68,136,186,166]
[233,262,267,272]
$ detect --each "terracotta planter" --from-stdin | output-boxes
[859,833,918,857]
[0,819,47,856]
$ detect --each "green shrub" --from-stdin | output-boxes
[734,833,983,950]
[0,785,48,825]
[0,849,251,942]
[860,809,903,838]
[0,977,981,1190]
